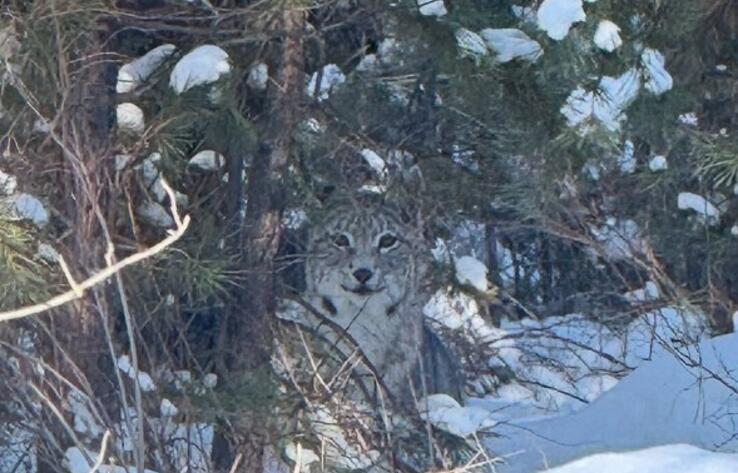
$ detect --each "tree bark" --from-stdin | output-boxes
[233,2,305,469]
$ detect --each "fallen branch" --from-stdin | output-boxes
[0,179,190,323]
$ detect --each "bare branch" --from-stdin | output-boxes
[0,179,190,323]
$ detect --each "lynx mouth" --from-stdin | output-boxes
[341,284,384,296]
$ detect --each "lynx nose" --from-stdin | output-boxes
[353,268,373,284]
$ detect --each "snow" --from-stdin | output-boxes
[137,201,174,228]
[677,192,720,224]
[0,170,17,194]
[356,53,378,71]
[160,398,178,417]
[285,442,320,467]
[203,373,218,388]
[537,0,586,41]
[307,64,345,101]
[641,48,673,95]
[360,148,387,177]
[308,405,381,470]
[455,28,488,61]
[589,218,645,260]
[114,154,132,171]
[116,355,157,391]
[649,154,668,171]
[116,103,145,134]
[489,330,738,472]
[454,255,490,293]
[594,20,622,52]
[65,446,159,473]
[561,69,640,131]
[451,144,479,172]
[418,0,447,17]
[169,45,230,94]
[679,112,698,126]
[511,5,536,25]
[14,193,49,227]
[68,390,103,437]
[419,394,497,438]
[732,224,738,236]
[37,243,59,262]
[546,445,738,473]
[624,281,660,303]
[0,424,36,473]
[247,62,268,91]
[188,150,225,171]
[617,139,636,174]
[479,28,543,63]
[117,44,176,94]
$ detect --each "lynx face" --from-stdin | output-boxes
[306,207,422,320]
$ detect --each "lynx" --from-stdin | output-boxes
[274,203,461,472]
[302,204,429,402]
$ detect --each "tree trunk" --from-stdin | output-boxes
[233,3,305,469]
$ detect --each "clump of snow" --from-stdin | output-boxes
[33,118,50,133]
[283,208,309,230]
[455,256,490,293]
[451,144,479,172]
[418,0,447,17]
[455,28,488,61]
[419,394,497,438]
[203,373,218,389]
[137,201,174,228]
[356,53,378,71]
[677,192,720,225]
[624,281,660,303]
[14,193,49,227]
[641,48,673,95]
[496,240,515,287]
[594,20,622,52]
[561,69,640,131]
[679,112,698,126]
[546,444,738,473]
[582,160,602,180]
[649,154,668,171]
[617,139,636,174]
[37,243,59,262]
[0,170,17,195]
[68,391,103,437]
[116,103,145,134]
[114,154,132,171]
[537,0,586,41]
[116,355,157,392]
[247,62,268,91]
[160,398,178,417]
[307,64,346,101]
[285,442,320,467]
[170,45,231,94]
[479,28,543,63]
[360,149,387,177]
[511,5,536,24]
[117,44,176,94]
[590,218,645,260]
[732,224,738,237]
[188,150,225,171]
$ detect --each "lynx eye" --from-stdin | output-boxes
[378,233,399,250]
[333,233,351,248]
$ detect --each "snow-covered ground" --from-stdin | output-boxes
[421,302,738,472]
